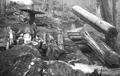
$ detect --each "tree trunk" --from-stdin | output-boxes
[96,0,102,18]
[83,31,120,68]
[112,0,117,27]
[99,0,113,24]
[96,0,118,52]
[0,0,6,15]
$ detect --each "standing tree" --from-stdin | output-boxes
[96,0,118,52]
[0,0,6,15]
[112,0,118,27]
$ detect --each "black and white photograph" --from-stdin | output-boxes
[0,0,120,76]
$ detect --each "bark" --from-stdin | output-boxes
[0,0,6,15]
[112,0,117,27]
[99,0,113,24]
[96,0,102,18]
[96,0,118,52]
[83,31,120,68]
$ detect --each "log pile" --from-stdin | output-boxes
[62,5,120,76]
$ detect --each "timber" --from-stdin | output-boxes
[72,5,118,37]
[83,31,120,68]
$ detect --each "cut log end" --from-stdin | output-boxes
[108,27,118,38]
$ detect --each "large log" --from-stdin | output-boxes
[83,31,120,68]
[72,5,118,37]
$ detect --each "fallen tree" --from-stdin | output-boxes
[83,31,120,68]
[72,5,118,38]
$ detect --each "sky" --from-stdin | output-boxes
[9,0,33,5]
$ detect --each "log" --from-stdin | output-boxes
[83,31,120,68]
[67,27,85,43]
[72,5,118,37]
[67,32,84,42]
